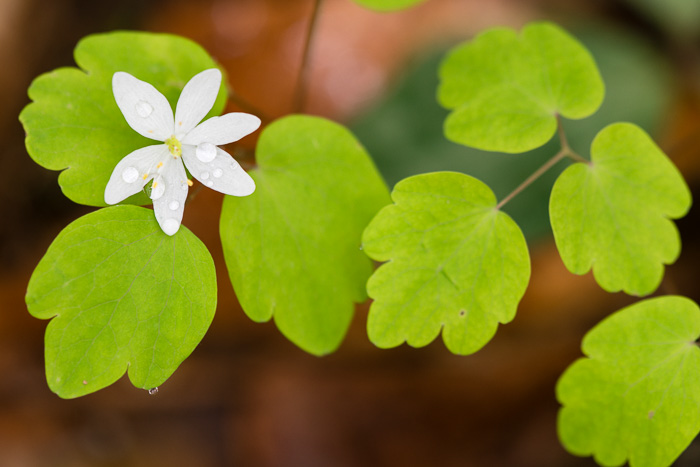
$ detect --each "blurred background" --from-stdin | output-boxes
[2,0,700,465]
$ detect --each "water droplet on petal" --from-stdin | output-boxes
[150,180,165,200]
[206,181,214,187]
[162,219,179,235]
[201,172,210,180]
[168,201,180,211]
[213,168,223,178]
[135,100,153,118]
[148,387,159,395]
[196,142,217,162]
[122,166,139,183]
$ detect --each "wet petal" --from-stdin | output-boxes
[181,112,261,146]
[104,145,168,204]
[152,159,189,236]
[182,145,255,197]
[174,68,222,136]
[112,72,174,141]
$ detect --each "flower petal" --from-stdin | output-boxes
[181,113,261,146]
[112,72,174,141]
[104,145,168,204]
[174,68,222,136]
[153,159,189,236]
[182,145,255,197]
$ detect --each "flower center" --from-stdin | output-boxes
[165,135,182,158]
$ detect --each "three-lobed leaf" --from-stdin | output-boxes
[20,31,227,206]
[550,123,691,296]
[220,115,390,356]
[362,172,530,355]
[26,205,217,398]
[557,296,700,467]
[438,21,604,153]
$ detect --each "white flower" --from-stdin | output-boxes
[104,68,260,236]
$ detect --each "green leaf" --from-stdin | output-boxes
[26,205,217,398]
[557,296,700,467]
[437,21,604,153]
[220,115,390,356]
[351,0,427,11]
[20,31,227,206]
[550,123,691,296]
[361,172,530,355]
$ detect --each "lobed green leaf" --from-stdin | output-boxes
[20,31,227,206]
[26,206,217,398]
[220,115,390,356]
[362,172,530,355]
[438,21,604,153]
[550,123,691,296]
[557,296,700,467]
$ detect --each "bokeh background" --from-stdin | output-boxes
[2,0,700,465]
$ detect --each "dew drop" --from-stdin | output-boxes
[213,168,223,178]
[201,171,210,180]
[135,100,153,118]
[162,219,179,235]
[168,201,180,211]
[148,387,159,395]
[196,142,217,162]
[206,181,214,187]
[150,180,165,200]
[121,166,139,183]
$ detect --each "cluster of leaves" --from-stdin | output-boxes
[20,1,697,465]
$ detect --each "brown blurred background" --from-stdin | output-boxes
[2,0,700,465]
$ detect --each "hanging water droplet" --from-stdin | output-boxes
[148,387,159,395]
[122,166,139,183]
[135,100,153,118]
[206,181,214,187]
[168,201,180,211]
[201,171,210,180]
[213,168,223,178]
[196,142,217,162]
[162,219,179,235]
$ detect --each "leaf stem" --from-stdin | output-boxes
[292,0,323,114]
[496,115,586,210]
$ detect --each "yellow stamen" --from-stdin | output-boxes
[187,179,193,186]
[164,135,182,158]
[142,173,148,180]
[153,182,158,188]
[157,161,163,168]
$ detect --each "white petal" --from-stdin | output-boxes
[181,112,261,146]
[153,159,189,236]
[112,72,174,141]
[104,145,168,204]
[174,69,222,136]
[182,145,255,197]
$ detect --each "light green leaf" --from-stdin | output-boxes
[20,31,227,206]
[361,172,530,355]
[26,205,217,398]
[557,296,700,467]
[351,0,427,12]
[220,115,390,356]
[437,21,604,153]
[550,123,691,296]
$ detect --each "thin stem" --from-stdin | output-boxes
[292,0,323,113]
[496,116,587,209]
[496,150,567,210]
